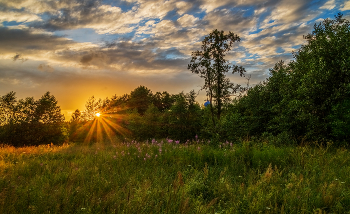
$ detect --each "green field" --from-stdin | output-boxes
[1,140,350,213]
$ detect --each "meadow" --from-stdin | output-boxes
[1,139,350,213]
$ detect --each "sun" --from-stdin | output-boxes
[95,112,101,117]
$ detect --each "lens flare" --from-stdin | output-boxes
[70,106,131,144]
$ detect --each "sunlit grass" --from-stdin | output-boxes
[1,140,350,213]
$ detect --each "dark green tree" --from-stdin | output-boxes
[34,92,65,123]
[279,13,350,141]
[128,85,153,115]
[0,91,67,146]
[152,91,175,112]
[167,91,201,142]
[231,13,350,144]
[188,29,246,126]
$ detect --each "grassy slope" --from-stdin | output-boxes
[1,140,350,213]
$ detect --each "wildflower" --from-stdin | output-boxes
[144,158,146,161]
[113,156,116,159]
[175,140,180,144]
[167,139,173,143]
[197,147,201,151]
[155,155,158,158]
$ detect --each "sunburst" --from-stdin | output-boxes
[71,108,131,144]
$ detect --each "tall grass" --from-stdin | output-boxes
[1,140,349,213]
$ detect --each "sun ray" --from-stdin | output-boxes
[101,117,131,138]
[96,118,103,143]
[99,118,117,143]
[84,119,98,144]
[70,120,94,141]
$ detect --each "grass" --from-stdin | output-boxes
[1,139,350,213]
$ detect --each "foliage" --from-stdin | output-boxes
[188,29,246,125]
[128,85,153,115]
[167,91,202,142]
[81,96,102,121]
[229,14,350,144]
[0,92,68,146]
[152,91,175,112]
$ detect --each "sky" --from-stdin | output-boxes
[0,0,349,120]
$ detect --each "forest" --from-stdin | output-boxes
[1,14,349,147]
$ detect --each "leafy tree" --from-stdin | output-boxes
[167,91,201,142]
[280,13,350,141]
[82,96,102,121]
[152,91,175,112]
[128,85,153,115]
[188,29,246,126]
[231,13,350,143]
[0,91,16,126]
[140,104,163,139]
[0,91,67,146]
[71,109,82,122]
[34,92,65,123]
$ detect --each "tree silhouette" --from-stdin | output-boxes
[188,29,246,126]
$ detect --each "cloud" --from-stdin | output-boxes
[201,9,257,34]
[176,1,193,15]
[320,0,336,10]
[38,64,54,72]
[0,10,42,23]
[177,14,199,28]
[12,53,27,62]
[341,1,350,11]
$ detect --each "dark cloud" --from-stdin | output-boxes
[12,53,25,62]
[0,27,75,53]
[80,54,94,64]
[38,64,54,72]
[29,0,104,31]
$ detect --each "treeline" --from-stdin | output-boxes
[0,92,67,147]
[69,88,203,143]
[1,14,349,146]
